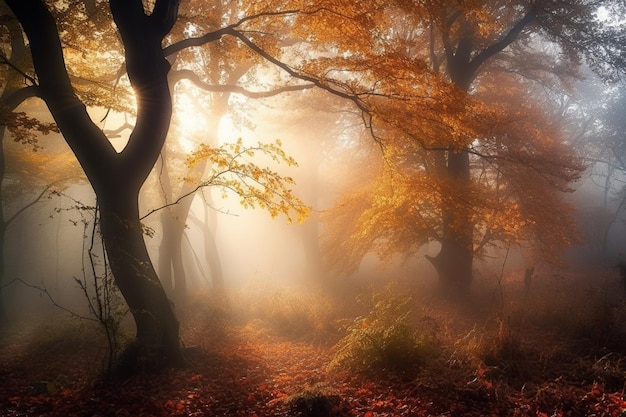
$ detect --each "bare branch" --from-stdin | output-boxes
[1,278,98,322]
[171,68,314,98]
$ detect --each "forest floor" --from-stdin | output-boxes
[2,268,626,416]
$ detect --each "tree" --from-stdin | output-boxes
[157,30,313,302]
[294,0,626,294]
[2,0,320,371]
[572,82,626,256]
[5,0,185,368]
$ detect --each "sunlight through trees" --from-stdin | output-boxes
[0,2,625,404]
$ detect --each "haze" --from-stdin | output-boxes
[2,1,626,416]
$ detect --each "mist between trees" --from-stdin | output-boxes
[0,0,625,381]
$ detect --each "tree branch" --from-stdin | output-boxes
[171,68,314,98]
[152,0,180,38]
[5,183,54,228]
[163,9,302,56]
[469,9,536,74]
[109,0,177,187]
[0,51,37,85]
[0,278,98,322]
[227,29,370,114]
[4,86,40,110]
[5,0,117,185]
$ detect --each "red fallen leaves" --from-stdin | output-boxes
[164,399,185,412]
[2,325,626,417]
[582,383,626,417]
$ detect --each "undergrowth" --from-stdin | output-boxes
[329,288,438,374]
[509,276,626,352]
[180,287,232,349]
[246,288,341,341]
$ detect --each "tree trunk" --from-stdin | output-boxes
[6,0,183,372]
[425,8,536,295]
[158,199,192,303]
[157,97,228,299]
[427,150,473,295]
[158,210,176,294]
[202,203,224,289]
[99,187,184,370]
[170,203,191,303]
[0,3,34,326]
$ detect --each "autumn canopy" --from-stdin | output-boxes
[0,0,624,376]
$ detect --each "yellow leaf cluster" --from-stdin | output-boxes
[186,138,310,224]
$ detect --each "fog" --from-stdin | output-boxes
[5,63,626,417]
[2,67,626,417]
[3,79,626,325]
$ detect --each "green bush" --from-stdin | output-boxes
[329,289,437,373]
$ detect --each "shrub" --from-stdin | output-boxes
[450,319,529,381]
[329,289,437,374]
[480,321,528,378]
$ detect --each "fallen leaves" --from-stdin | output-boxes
[2,321,626,417]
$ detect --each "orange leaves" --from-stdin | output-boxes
[290,0,585,272]
[164,399,186,412]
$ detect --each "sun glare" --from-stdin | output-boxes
[217,115,238,144]
[174,88,208,152]
[178,135,195,153]
[176,93,207,132]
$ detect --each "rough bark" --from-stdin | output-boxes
[99,186,183,370]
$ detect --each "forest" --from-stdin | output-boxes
[1,0,626,416]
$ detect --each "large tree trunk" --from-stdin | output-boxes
[427,150,473,295]
[100,186,183,369]
[426,8,536,295]
[6,0,183,371]
[420,8,536,295]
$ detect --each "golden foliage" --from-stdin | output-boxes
[1,109,58,151]
[186,138,310,223]
[322,75,583,274]
[305,0,593,276]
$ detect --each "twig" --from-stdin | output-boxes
[1,277,97,322]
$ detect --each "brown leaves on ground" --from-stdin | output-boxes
[0,331,624,417]
[2,286,626,417]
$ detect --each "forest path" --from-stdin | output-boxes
[0,311,625,416]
